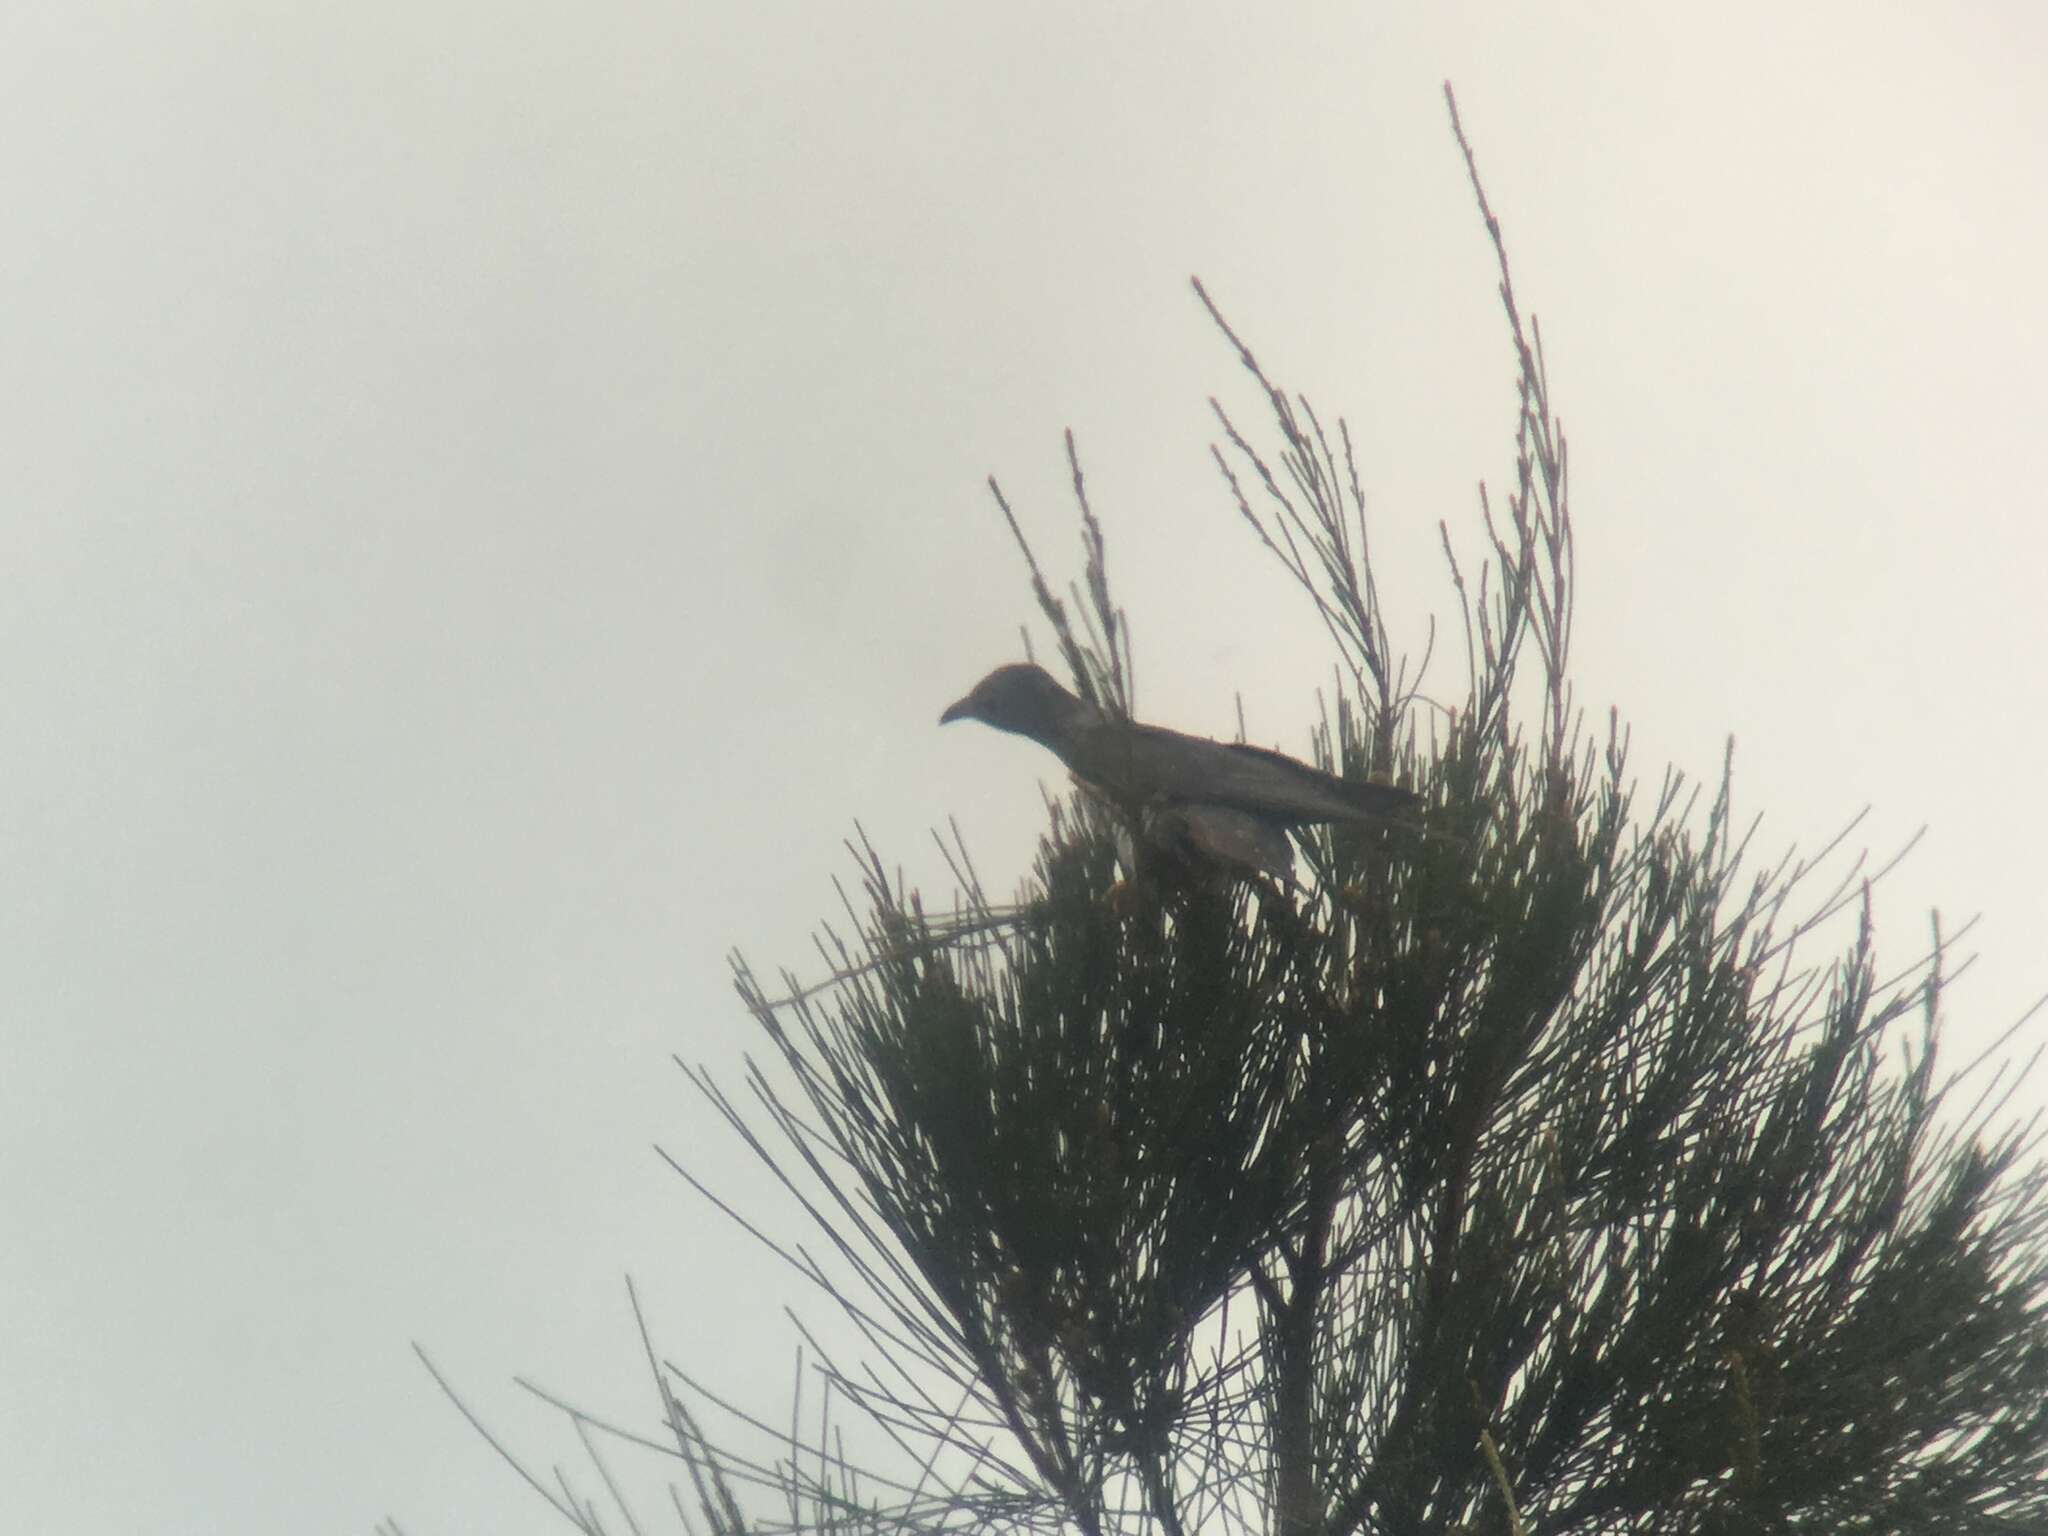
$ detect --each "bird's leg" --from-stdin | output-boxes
[1104,877,1146,919]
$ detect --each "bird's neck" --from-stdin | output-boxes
[1021,690,1108,748]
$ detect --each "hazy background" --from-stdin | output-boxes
[4,4,2044,1531]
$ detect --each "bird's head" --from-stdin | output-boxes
[939,663,1092,744]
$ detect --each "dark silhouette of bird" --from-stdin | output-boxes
[939,662,1416,883]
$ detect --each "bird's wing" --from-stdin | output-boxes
[1154,804,1296,882]
[1065,721,1413,824]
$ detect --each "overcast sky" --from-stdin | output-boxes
[5,5,2045,1533]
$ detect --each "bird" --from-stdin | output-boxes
[939,662,1416,884]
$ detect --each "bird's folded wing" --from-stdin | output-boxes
[1065,722,1414,824]
[1156,804,1297,883]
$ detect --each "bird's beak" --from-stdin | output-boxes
[939,695,975,726]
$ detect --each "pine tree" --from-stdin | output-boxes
[423,88,2048,1536]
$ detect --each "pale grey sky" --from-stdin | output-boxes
[4,5,2044,1532]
